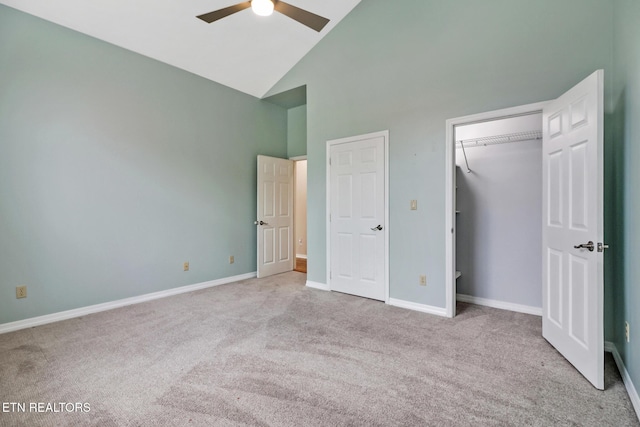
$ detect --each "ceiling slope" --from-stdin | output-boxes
[0,0,360,98]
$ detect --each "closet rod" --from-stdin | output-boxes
[456,130,542,149]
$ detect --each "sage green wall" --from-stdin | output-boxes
[0,6,287,324]
[287,105,307,158]
[267,0,615,313]
[613,0,640,403]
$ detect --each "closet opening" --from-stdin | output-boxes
[445,101,548,318]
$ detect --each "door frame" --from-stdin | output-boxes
[326,130,390,302]
[444,101,549,318]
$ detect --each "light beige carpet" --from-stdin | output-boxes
[0,271,638,426]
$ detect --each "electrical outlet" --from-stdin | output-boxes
[625,321,630,343]
[419,275,427,286]
[16,285,27,299]
[229,255,234,264]
[183,261,189,272]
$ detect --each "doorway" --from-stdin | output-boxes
[255,155,308,278]
[293,158,307,273]
[454,112,544,316]
[256,155,295,278]
[445,101,548,318]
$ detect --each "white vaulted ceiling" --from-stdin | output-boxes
[0,0,361,98]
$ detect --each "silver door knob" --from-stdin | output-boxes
[574,241,594,252]
[371,225,383,231]
[254,220,268,226]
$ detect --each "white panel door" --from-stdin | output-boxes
[257,155,294,278]
[542,70,604,389]
[330,135,386,301]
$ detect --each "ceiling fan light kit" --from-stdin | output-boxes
[197,0,330,32]
[251,0,274,16]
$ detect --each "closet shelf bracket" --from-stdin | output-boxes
[460,141,471,173]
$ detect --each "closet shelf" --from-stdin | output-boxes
[456,130,542,149]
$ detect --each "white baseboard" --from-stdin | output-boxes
[456,293,542,316]
[306,280,329,291]
[606,341,640,420]
[387,298,448,317]
[604,341,617,353]
[296,254,308,259]
[0,272,257,335]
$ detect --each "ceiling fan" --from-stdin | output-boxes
[197,0,330,32]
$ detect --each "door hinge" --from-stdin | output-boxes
[329,156,332,166]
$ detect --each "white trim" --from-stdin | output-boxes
[326,130,390,303]
[604,341,616,353]
[0,272,256,335]
[445,101,550,319]
[296,254,308,259]
[326,139,331,297]
[306,280,330,291]
[289,155,307,161]
[606,341,640,420]
[387,298,448,317]
[456,293,543,316]
[445,116,456,318]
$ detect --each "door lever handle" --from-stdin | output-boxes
[574,241,594,252]
[371,225,383,231]
[254,220,268,226]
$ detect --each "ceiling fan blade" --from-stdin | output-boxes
[197,1,252,23]
[274,1,330,32]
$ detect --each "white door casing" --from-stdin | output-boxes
[257,155,294,278]
[327,131,388,301]
[542,70,604,390]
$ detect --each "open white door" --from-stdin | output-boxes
[256,155,294,278]
[542,70,604,389]
[328,131,388,301]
